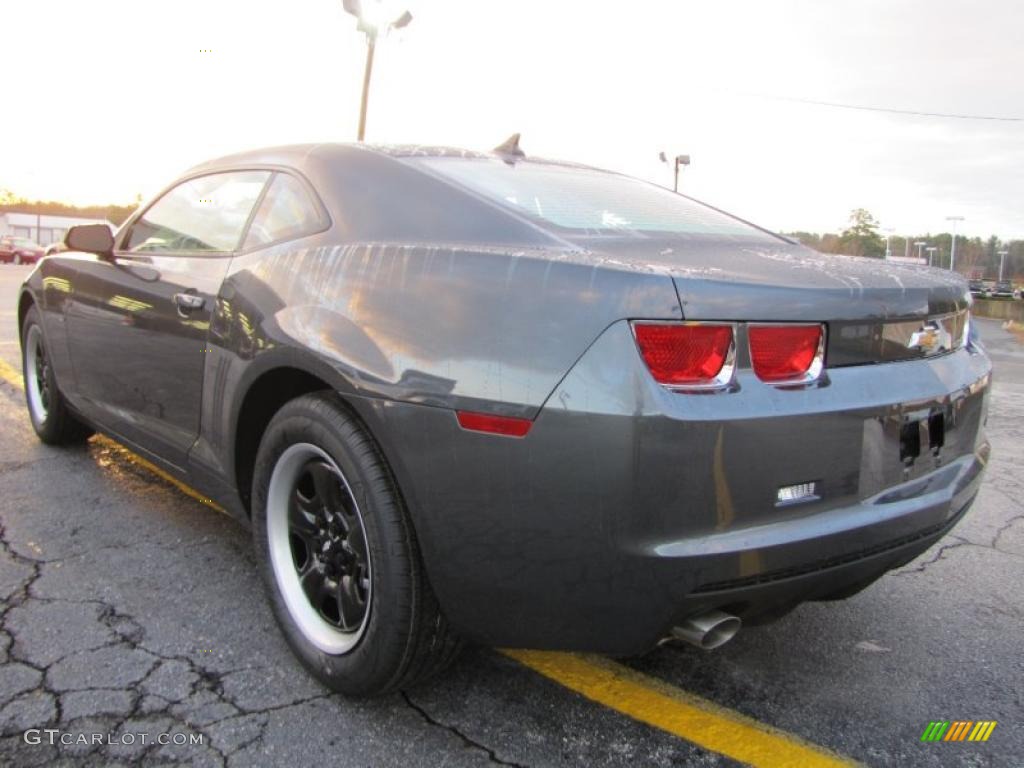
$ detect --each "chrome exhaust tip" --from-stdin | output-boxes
[671,610,741,650]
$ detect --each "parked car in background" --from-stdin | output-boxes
[968,279,987,298]
[0,236,44,265]
[16,142,992,696]
[992,280,1014,298]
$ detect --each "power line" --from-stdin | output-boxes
[755,93,1023,122]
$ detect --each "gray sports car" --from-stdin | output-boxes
[17,141,991,695]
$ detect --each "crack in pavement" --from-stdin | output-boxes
[895,499,1024,576]
[991,513,1024,553]
[894,534,971,575]
[895,530,1024,576]
[0,517,345,767]
[401,690,528,768]
[0,391,523,768]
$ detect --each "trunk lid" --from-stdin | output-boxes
[581,238,968,322]
[581,237,972,367]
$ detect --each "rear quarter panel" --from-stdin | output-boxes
[216,241,681,411]
[194,238,682,502]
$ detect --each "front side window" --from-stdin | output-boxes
[125,171,269,253]
[243,172,323,249]
[415,157,776,240]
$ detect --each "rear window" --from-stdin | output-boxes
[414,157,772,239]
[243,172,324,249]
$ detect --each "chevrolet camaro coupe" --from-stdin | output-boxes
[17,142,992,695]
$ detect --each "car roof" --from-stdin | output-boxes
[184,142,598,177]
[178,143,571,248]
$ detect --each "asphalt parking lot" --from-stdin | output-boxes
[0,263,1020,767]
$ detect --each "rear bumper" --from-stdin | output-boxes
[666,447,985,625]
[363,321,993,654]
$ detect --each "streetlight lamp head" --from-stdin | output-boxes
[344,0,413,141]
[660,152,690,192]
[343,0,411,35]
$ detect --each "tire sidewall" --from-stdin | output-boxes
[21,306,61,441]
[252,395,414,696]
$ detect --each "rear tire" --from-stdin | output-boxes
[252,392,461,696]
[21,306,93,445]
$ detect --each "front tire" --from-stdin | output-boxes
[252,392,461,696]
[21,306,92,444]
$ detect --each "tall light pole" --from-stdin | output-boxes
[342,0,412,142]
[926,246,938,267]
[998,250,1009,281]
[659,152,691,192]
[883,227,895,260]
[946,215,964,273]
[915,241,927,262]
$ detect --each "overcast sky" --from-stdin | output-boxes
[4,0,1022,239]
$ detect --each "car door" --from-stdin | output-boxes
[65,170,270,470]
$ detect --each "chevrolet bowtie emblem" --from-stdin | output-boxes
[908,320,951,355]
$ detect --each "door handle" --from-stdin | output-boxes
[174,292,205,311]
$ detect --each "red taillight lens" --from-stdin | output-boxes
[748,325,823,382]
[632,322,734,387]
[456,410,532,437]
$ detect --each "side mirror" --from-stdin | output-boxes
[65,224,115,258]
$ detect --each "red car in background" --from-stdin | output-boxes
[0,236,45,265]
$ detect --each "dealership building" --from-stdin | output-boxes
[0,211,115,247]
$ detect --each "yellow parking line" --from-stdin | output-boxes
[0,357,22,388]
[93,436,225,512]
[503,650,858,767]
[0,356,222,511]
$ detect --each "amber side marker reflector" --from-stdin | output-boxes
[456,410,533,438]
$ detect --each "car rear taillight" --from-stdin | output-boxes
[631,322,735,390]
[748,324,824,383]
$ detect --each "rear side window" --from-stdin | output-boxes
[125,171,270,253]
[415,157,773,239]
[243,172,323,249]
